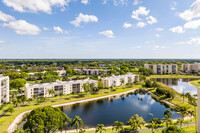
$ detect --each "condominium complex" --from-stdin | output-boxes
[181,62,200,73]
[101,73,138,88]
[74,69,110,75]
[25,78,97,99]
[144,64,178,74]
[0,75,9,105]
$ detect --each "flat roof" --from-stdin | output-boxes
[25,79,97,88]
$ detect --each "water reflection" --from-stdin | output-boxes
[153,78,198,95]
[62,91,180,127]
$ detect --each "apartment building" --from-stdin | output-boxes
[181,62,200,73]
[144,64,178,74]
[25,78,97,99]
[75,69,110,75]
[0,75,9,105]
[101,73,138,88]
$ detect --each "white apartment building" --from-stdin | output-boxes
[181,62,200,73]
[25,78,97,99]
[0,75,9,105]
[101,73,138,88]
[75,69,110,75]
[144,64,178,74]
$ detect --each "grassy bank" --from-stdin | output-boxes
[141,125,196,133]
[0,84,141,133]
[146,82,194,112]
[190,80,200,87]
[148,75,200,79]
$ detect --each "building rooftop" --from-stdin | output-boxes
[25,78,97,88]
[101,73,136,80]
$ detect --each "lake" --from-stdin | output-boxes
[153,78,198,95]
[62,90,181,128]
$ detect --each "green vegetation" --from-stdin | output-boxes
[23,106,67,132]
[149,75,200,79]
[190,80,200,87]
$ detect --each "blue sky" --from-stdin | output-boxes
[0,0,200,59]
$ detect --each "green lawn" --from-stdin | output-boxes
[141,126,196,133]
[0,84,142,133]
[190,80,200,87]
[148,75,200,79]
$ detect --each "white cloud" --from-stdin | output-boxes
[2,0,66,14]
[0,41,7,44]
[131,45,141,49]
[179,0,200,21]
[99,30,115,38]
[43,27,49,31]
[176,37,200,46]
[133,0,140,5]
[81,0,88,5]
[147,16,157,24]
[3,20,41,35]
[184,19,200,29]
[170,2,177,10]
[70,13,98,27]
[169,26,185,33]
[153,45,167,50]
[135,45,141,48]
[137,22,146,28]
[132,6,150,20]
[123,22,132,29]
[155,34,160,37]
[0,11,15,22]
[155,28,164,31]
[53,26,63,34]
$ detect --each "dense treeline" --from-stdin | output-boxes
[0,59,200,69]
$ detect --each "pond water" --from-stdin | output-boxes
[153,78,198,95]
[61,90,181,128]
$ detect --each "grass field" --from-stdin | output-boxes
[0,84,141,133]
[190,80,200,87]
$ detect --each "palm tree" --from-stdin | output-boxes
[48,88,55,98]
[188,96,197,132]
[178,106,188,128]
[95,124,106,133]
[112,121,124,133]
[126,114,145,131]
[71,115,84,132]
[146,118,161,133]
[64,116,72,133]
[162,109,172,128]
[181,92,185,103]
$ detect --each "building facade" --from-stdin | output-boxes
[75,69,110,75]
[0,75,9,105]
[25,79,97,99]
[181,62,200,73]
[101,73,138,88]
[144,64,178,74]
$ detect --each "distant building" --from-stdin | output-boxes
[56,70,66,77]
[181,62,200,73]
[144,64,178,74]
[25,78,97,99]
[0,75,9,105]
[75,69,110,75]
[101,73,138,88]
